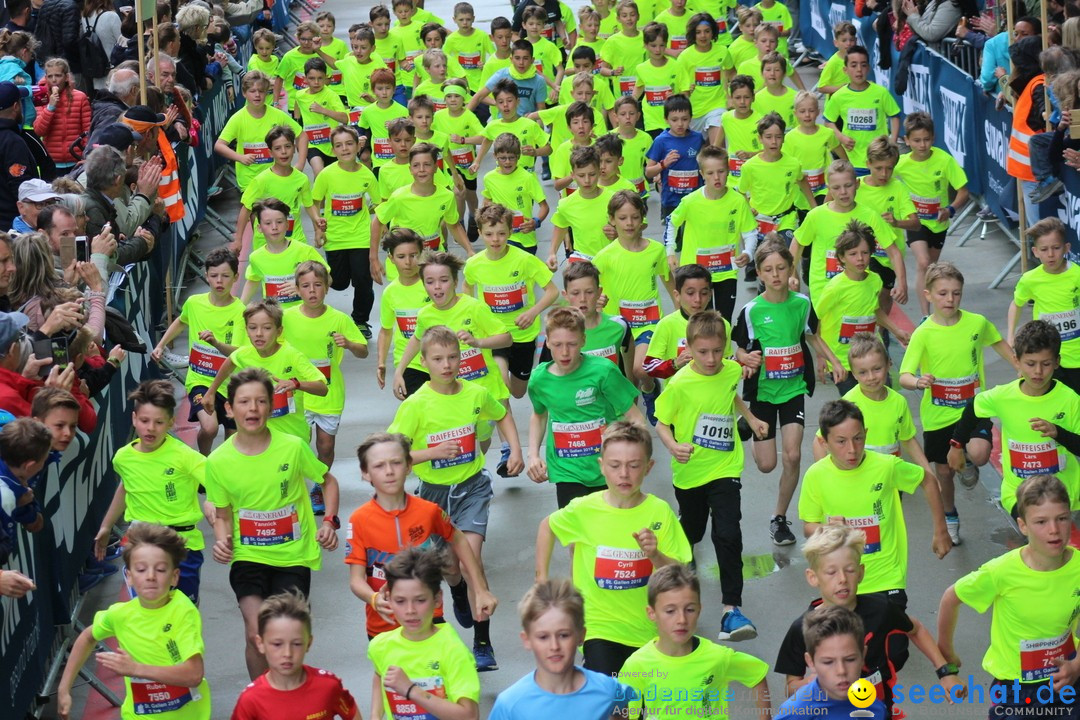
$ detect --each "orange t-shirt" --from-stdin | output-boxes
[345,495,457,636]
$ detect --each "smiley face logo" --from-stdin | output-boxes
[847,678,877,709]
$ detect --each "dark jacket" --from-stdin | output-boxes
[177,33,209,96]
[0,116,38,231]
[36,0,80,67]
[82,188,151,265]
[89,90,129,137]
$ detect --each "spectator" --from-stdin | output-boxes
[901,0,975,46]
[4,0,35,34]
[155,24,197,92]
[0,234,14,311]
[34,0,79,72]
[119,104,181,224]
[33,58,91,169]
[55,193,89,235]
[36,205,113,283]
[89,67,139,137]
[0,82,39,231]
[0,29,38,126]
[146,52,179,94]
[13,178,58,233]
[978,16,1040,94]
[80,0,122,93]
[175,3,214,92]
[1007,36,1050,226]
[1024,46,1078,205]
[80,144,159,261]
[0,567,34,596]
[1065,17,1080,49]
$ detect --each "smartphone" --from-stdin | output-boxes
[75,236,89,263]
[31,336,71,377]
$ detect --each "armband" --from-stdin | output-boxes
[936,663,959,679]
[946,205,956,218]
[533,216,542,230]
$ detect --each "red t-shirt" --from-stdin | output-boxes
[231,666,357,720]
[344,494,457,636]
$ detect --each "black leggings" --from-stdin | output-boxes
[674,477,743,607]
[326,248,374,325]
[582,638,637,677]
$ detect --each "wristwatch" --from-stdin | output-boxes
[936,662,959,679]
[324,515,340,530]
[948,439,963,450]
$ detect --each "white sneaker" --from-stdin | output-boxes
[957,458,979,489]
[946,514,962,545]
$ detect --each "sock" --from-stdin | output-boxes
[474,619,491,645]
[450,578,469,600]
[944,510,959,518]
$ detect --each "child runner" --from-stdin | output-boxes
[436,78,484,229]
[815,21,857,96]
[358,68,409,171]
[595,135,638,195]
[715,75,761,189]
[655,0,690,55]
[480,134,549,255]
[240,199,328,309]
[371,6,406,101]
[634,23,692,137]
[734,25,804,92]
[248,29,281,100]
[754,0,793,57]
[561,261,635,377]
[445,2,494,93]
[314,11,348,97]
[469,78,551,173]
[549,102,599,198]
[678,12,734,147]
[608,96,652,198]
[751,53,797,130]
[782,91,843,211]
[643,264,727,381]
[645,95,704,225]
[823,45,900,176]
[549,146,616,268]
[339,24,388,112]
[470,40,549,119]
[292,58,348,176]
[377,229,432,396]
[727,7,762,67]
[277,22,335,113]
[599,0,646,99]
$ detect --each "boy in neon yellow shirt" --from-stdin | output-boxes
[152,248,244,454]
[97,380,208,603]
[823,44,900,175]
[445,2,494,92]
[276,22,337,112]
[408,94,456,190]
[388,327,523,669]
[468,78,551,172]
[413,49,452,110]
[655,0,691,55]
[532,72,608,155]
[735,24,804,92]
[239,199,328,309]
[752,53,797,130]
[599,0,645,98]
[894,111,970,317]
[655,311,768,641]
[315,11,349,97]
[558,48,616,116]
[370,5,406,99]
[678,12,735,146]
[435,80,485,218]
[358,68,409,168]
[557,261,635,377]
[900,261,1016,541]
[783,92,842,203]
[728,7,762,66]
[292,58,349,176]
[621,565,771,718]
[282,261,367,473]
[715,74,761,187]
[739,112,816,251]
[596,133,638,194]
[480,134,549,256]
[536,421,693,676]
[816,21,857,96]
[754,0,793,57]
[338,24,387,111]
[634,22,692,135]
[476,16,514,98]
[549,102,598,198]
[550,146,616,266]
[248,29,280,100]
[389,0,426,88]
[376,229,431,397]
[521,5,564,95]
[608,96,652,196]
[643,264,731,379]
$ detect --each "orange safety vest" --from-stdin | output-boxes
[1007,73,1044,183]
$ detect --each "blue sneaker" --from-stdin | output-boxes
[78,571,105,594]
[717,607,757,642]
[452,580,475,628]
[474,641,498,671]
[642,383,661,426]
[310,485,325,515]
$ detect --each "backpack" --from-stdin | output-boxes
[78,14,111,80]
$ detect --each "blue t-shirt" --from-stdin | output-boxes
[774,678,887,720]
[485,68,550,116]
[645,129,704,209]
[490,667,631,720]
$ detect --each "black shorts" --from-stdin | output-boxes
[869,257,896,290]
[750,395,805,441]
[187,387,236,430]
[507,239,538,255]
[462,175,478,191]
[228,560,311,601]
[1056,365,1080,395]
[307,146,335,164]
[906,225,947,250]
[492,340,537,381]
[402,367,430,397]
[923,418,993,465]
[555,481,604,509]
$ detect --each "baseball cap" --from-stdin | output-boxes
[0,311,29,350]
[89,123,143,151]
[0,81,29,111]
[122,105,167,124]
[18,178,60,203]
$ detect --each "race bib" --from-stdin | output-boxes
[911,194,940,220]
[270,389,295,418]
[428,425,477,469]
[458,347,489,380]
[483,282,527,313]
[373,137,393,160]
[395,309,419,338]
[756,214,778,236]
[695,66,722,87]
[286,215,296,237]
[866,442,901,457]
[1043,308,1080,342]
[618,299,660,329]
[385,58,397,73]
[804,168,825,194]
[312,358,332,383]
[432,98,447,112]
[692,413,735,451]
[264,275,299,305]
[671,36,688,51]
[458,52,481,69]
[845,107,877,131]
[533,60,546,75]
[930,375,978,409]
[583,345,618,363]
[828,514,882,553]
[329,69,343,86]
[632,176,647,195]
[594,546,652,590]
[666,169,699,191]
[717,18,728,32]
[1021,631,1077,682]
[825,249,841,279]
[420,233,441,251]
[331,193,363,216]
[292,72,306,90]
[386,676,447,720]
[348,107,363,125]
[189,342,226,379]
[511,211,526,233]
[728,156,745,177]
[644,85,671,106]
[552,419,604,458]
[697,246,734,275]
[542,23,556,40]
[130,678,200,716]
[450,146,474,169]
[618,76,636,96]
[839,315,876,344]
[568,251,593,263]
[242,142,272,164]
[238,505,299,546]
[1009,439,1066,478]
[764,344,804,380]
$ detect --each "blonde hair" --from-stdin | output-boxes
[544,306,586,337]
[519,579,585,632]
[570,71,595,89]
[601,420,652,458]
[802,524,865,569]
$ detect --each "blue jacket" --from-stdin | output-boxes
[979,31,1011,94]
[0,56,36,125]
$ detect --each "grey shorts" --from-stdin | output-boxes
[691,107,725,133]
[418,469,494,537]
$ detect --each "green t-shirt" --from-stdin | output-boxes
[478,54,513,86]
[733,291,814,403]
[244,240,327,309]
[551,188,616,259]
[895,147,969,233]
[205,431,329,569]
[388,381,506,485]
[433,108,485,179]
[480,167,546,248]
[738,153,804,220]
[793,203,895,298]
[367,625,479,718]
[312,161,380,250]
[856,178,918,246]
[444,29,495,90]
[782,125,839,197]
[634,58,690,131]
[677,43,734,116]
[842,385,916,457]
[227,342,326,441]
[898,310,1001,431]
[178,293,245,394]
[92,592,211,720]
[1014,263,1080,368]
[282,305,366,415]
[413,294,511,401]
[823,82,900,169]
[528,355,639,486]
[669,188,755,282]
[358,101,410,166]
[379,278,431,372]
[294,86,346,152]
[240,167,314,249]
[482,115,549,170]
[389,23,425,86]
[814,270,883,371]
[113,436,206,551]
[799,451,924,593]
[584,313,632,365]
[593,239,670,338]
[218,106,302,191]
[464,247,553,341]
[548,492,692,645]
[655,362,744,488]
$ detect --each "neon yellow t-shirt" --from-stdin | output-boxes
[378,159,451,201]
[276,48,318,110]
[646,312,733,362]
[358,101,410,166]
[318,37,349,93]
[92,592,211,720]
[793,203,895,298]
[735,56,796,92]
[894,147,969,233]
[655,362,744,488]
[367,625,480,719]
[669,188,756,282]
[379,278,430,372]
[480,167,547,248]
[113,436,206,551]
[433,108,485,179]
[817,52,847,91]
[227,342,326,441]
[282,305,366,415]
[478,54,513,86]
[634,58,690,131]
[312,161,380,250]
[593,239,670,338]
[823,82,900,169]
[482,115,549,170]
[814,270,883,371]
[389,24,425,86]
[551,188,616,259]
[719,110,762,185]
[601,32,646,97]
[726,36,757,68]
[444,30,495,90]
[606,129,653,196]
[856,178,918,245]
[205,431,328,568]
[375,184,459,252]
[955,548,1080,684]
[549,138,595,197]
[678,43,733,116]
[240,167,314,248]
[621,637,768,720]
[782,124,839,197]
[387,381,506,485]
[752,86,797,135]
[413,78,450,111]
[756,2,794,56]
[537,103,607,151]
[338,54,389,108]
[898,310,1001,431]
[413,294,511,401]
[218,106,303,191]
[548,492,692,646]
[655,10,691,52]
[464,247,554,341]
[244,240,327,309]
[738,153,804,221]
[529,36,563,84]
[247,53,279,80]
[1014,263,1080,369]
[799,451,924,593]
[558,73,616,111]
[374,34,405,78]
[178,293,245,394]
[840,385,915,457]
